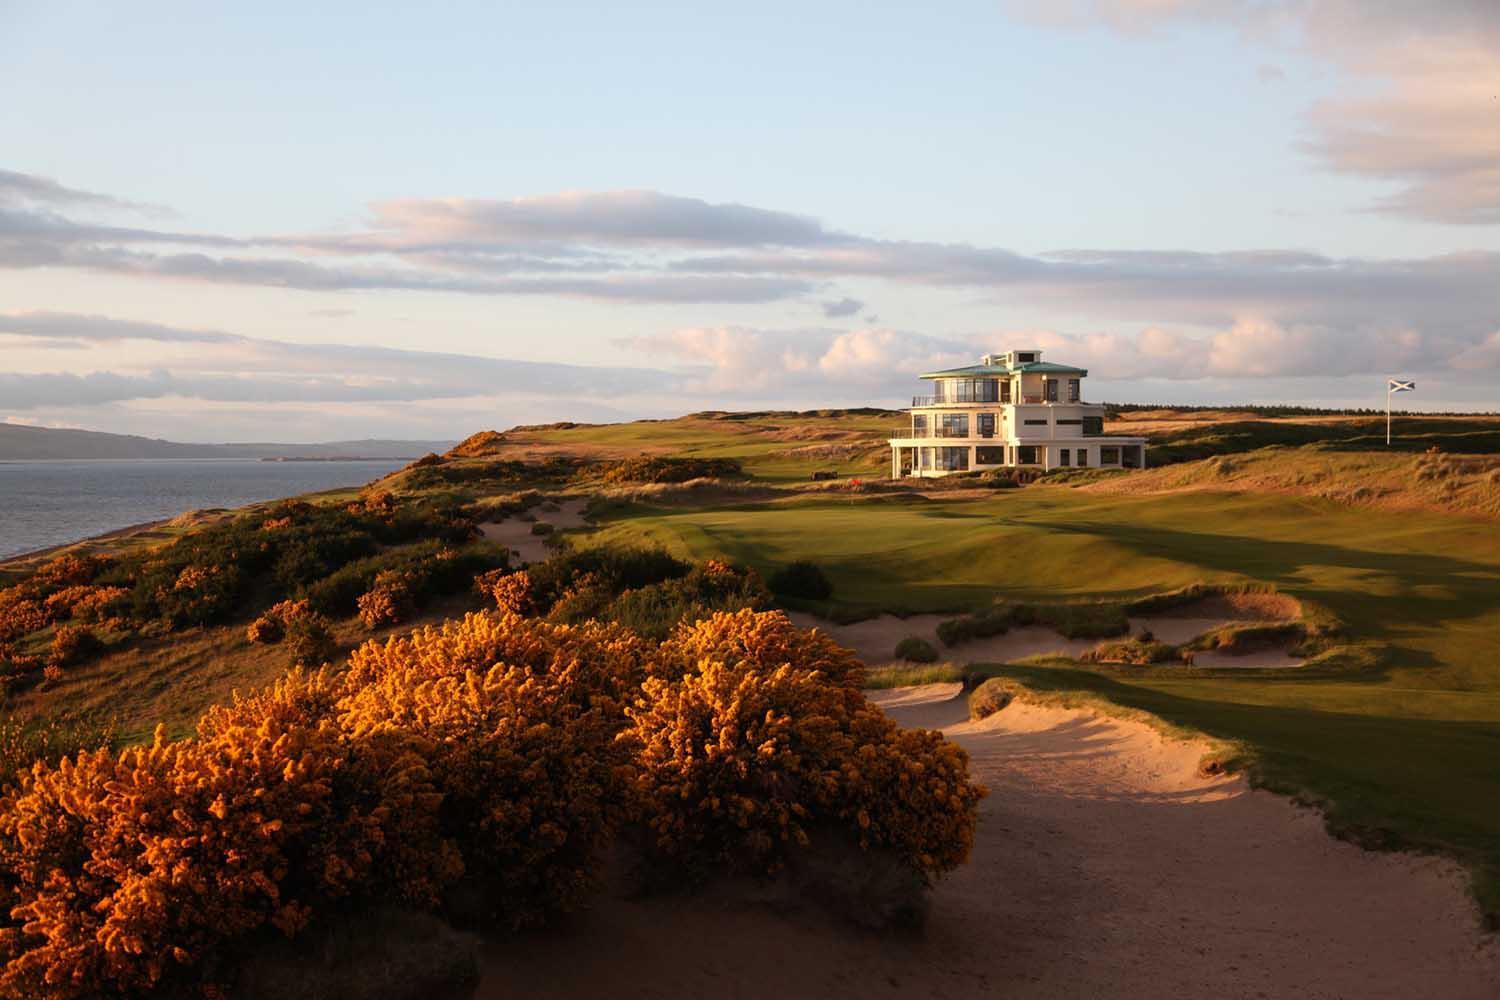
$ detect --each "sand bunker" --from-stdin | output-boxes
[474,685,1499,998]
[478,498,589,565]
[787,603,1303,670]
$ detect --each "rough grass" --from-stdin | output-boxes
[1093,446,1500,518]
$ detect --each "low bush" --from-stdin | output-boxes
[1082,638,1181,665]
[768,560,834,601]
[530,521,554,536]
[45,626,103,670]
[968,679,1014,720]
[593,457,742,485]
[894,636,938,663]
[627,651,983,884]
[938,601,1129,647]
[0,607,984,995]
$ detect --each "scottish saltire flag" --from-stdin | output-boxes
[1389,379,1415,393]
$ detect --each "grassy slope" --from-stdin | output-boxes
[585,486,1500,919]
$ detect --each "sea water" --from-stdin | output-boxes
[0,459,406,560]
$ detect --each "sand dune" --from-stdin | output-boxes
[476,685,1499,998]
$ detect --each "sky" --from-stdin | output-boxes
[2,0,1498,441]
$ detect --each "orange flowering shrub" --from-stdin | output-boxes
[242,600,337,667]
[0,604,983,994]
[41,586,94,621]
[339,611,648,926]
[45,626,103,671]
[68,587,131,625]
[657,608,864,688]
[245,614,284,644]
[0,599,49,645]
[478,569,538,616]
[627,657,982,883]
[356,570,417,629]
[0,673,457,999]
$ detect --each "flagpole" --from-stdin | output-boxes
[1387,380,1392,446]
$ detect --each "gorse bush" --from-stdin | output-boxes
[0,495,500,687]
[0,608,982,996]
[768,560,834,602]
[593,457,742,485]
[629,611,981,882]
[894,636,938,663]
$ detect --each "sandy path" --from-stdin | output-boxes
[475,685,1498,998]
[786,611,1298,669]
[477,498,589,564]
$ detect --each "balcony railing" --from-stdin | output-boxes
[891,427,1000,440]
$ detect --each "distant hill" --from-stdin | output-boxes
[0,423,455,461]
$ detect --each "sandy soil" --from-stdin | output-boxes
[786,605,1299,669]
[478,498,589,564]
[474,685,1500,999]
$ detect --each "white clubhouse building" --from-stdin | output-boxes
[889,350,1147,478]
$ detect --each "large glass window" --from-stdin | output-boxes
[1044,379,1059,402]
[911,413,928,437]
[929,447,969,471]
[1000,380,1012,403]
[1017,445,1040,464]
[1083,416,1103,436]
[1067,378,1081,402]
[937,378,999,403]
[1100,446,1121,464]
[1060,448,1071,466]
[1075,449,1087,467]
[940,414,969,438]
[975,446,1005,465]
[977,413,996,438]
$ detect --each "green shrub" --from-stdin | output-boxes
[894,636,938,663]
[530,521,554,536]
[768,561,834,601]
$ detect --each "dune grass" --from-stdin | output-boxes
[587,484,1500,923]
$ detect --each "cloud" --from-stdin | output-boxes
[623,326,973,393]
[1,169,1497,368]
[0,168,143,210]
[1015,1,1500,225]
[357,190,841,249]
[1,311,683,409]
[820,297,864,318]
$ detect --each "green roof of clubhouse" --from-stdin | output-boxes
[920,360,1088,379]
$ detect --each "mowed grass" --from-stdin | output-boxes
[587,485,1500,920]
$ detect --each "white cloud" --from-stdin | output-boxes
[1017,1,1500,224]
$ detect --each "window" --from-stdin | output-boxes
[911,414,928,438]
[938,378,999,403]
[1067,379,1080,402]
[1056,418,1082,426]
[1015,352,1036,363]
[1075,449,1087,467]
[1023,418,1048,426]
[932,447,969,471]
[975,446,1005,465]
[1016,445,1039,464]
[1044,379,1058,402]
[1000,380,1012,403]
[1059,448,1071,465]
[977,413,996,438]
[1082,416,1103,436]
[1100,446,1121,464]
[941,413,969,438]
